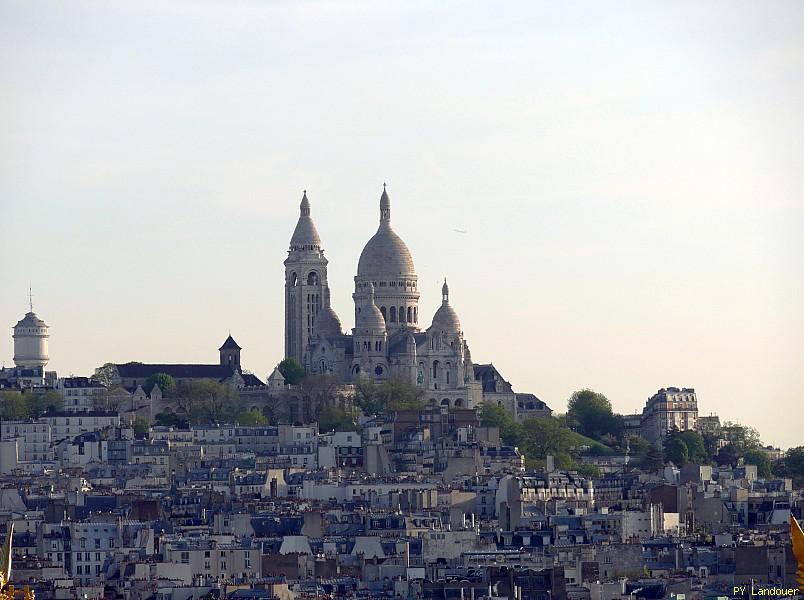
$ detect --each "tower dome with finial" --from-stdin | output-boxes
[13,289,49,368]
[289,190,323,252]
[284,190,330,363]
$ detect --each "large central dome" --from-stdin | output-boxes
[357,186,416,278]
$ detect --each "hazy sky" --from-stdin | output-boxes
[1,1,802,447]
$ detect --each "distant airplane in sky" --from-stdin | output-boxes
[453,228,468,234]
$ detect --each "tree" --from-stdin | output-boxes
[566,389,620,440]
[28,390,63,417]
[716,444,740,467]
[0,390,63,419]
[576,463,601,478]
[742,448,772,478]
[174,379,243,424]
[721,422,761,452]
[480,402,524,447]
[782,446,804,486]
[93,363,118,387]
[627,436,652,456]
[154,412,178,427]
[670,430,707,464]
[237,410,269,426]
[133,418,150,438]
[0,391,29,418]
[144,373,176,396]
[639,447,665,473]
[354,378,424,416]
[665,438,689,466]
[521,416,576,459]
[318,404,357,433]
[278,357,305,385]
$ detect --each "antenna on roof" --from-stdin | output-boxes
[28,285,33,312]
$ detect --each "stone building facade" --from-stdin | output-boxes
[640,387,699,444]
[285,187,481,409]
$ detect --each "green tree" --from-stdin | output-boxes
[782,446,804,486]
[144,372,176,396]
[278,357,306,385]
[28,390,63,417]
[566,389,620,440]
[716,443,740,467]
[133,417,150,438]
[154,412,178,427]
[576,463,602,478]
[0,391,30,418]
[318,404,357,432]
[742,448,772,478]
[665,438,689,466]
[721,422,761,452]
[480,402,524,447]
[639,446,665,473]
[671,430,707,464]
[627,436,652,456]
[521,416,576,459]
[237,410,269,426]
[354,378,424,416]
[175,379,243,424]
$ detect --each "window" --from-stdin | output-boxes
[390,307,397,322]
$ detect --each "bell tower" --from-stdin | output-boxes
[284,191,329,364]
[219,334,241,371]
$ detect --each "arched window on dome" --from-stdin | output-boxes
[398,306,405,323]
[307,272,319,286]
[407,307,412,323]
[440,398,450,407]
[446,363,451,385]
[390,307,397,322]
[380,306,387,321]
[414,307,418,323]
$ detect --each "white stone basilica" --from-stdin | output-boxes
[284,187,481,408]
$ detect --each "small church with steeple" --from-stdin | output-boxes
[284,186,482,409]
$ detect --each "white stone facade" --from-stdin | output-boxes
[284,188,476,409]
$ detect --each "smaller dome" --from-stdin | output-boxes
[315,287,343,338]
[431,304,461,333]
[430,278,461,333]
[15,312,47,329]
[356,283,386,332]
